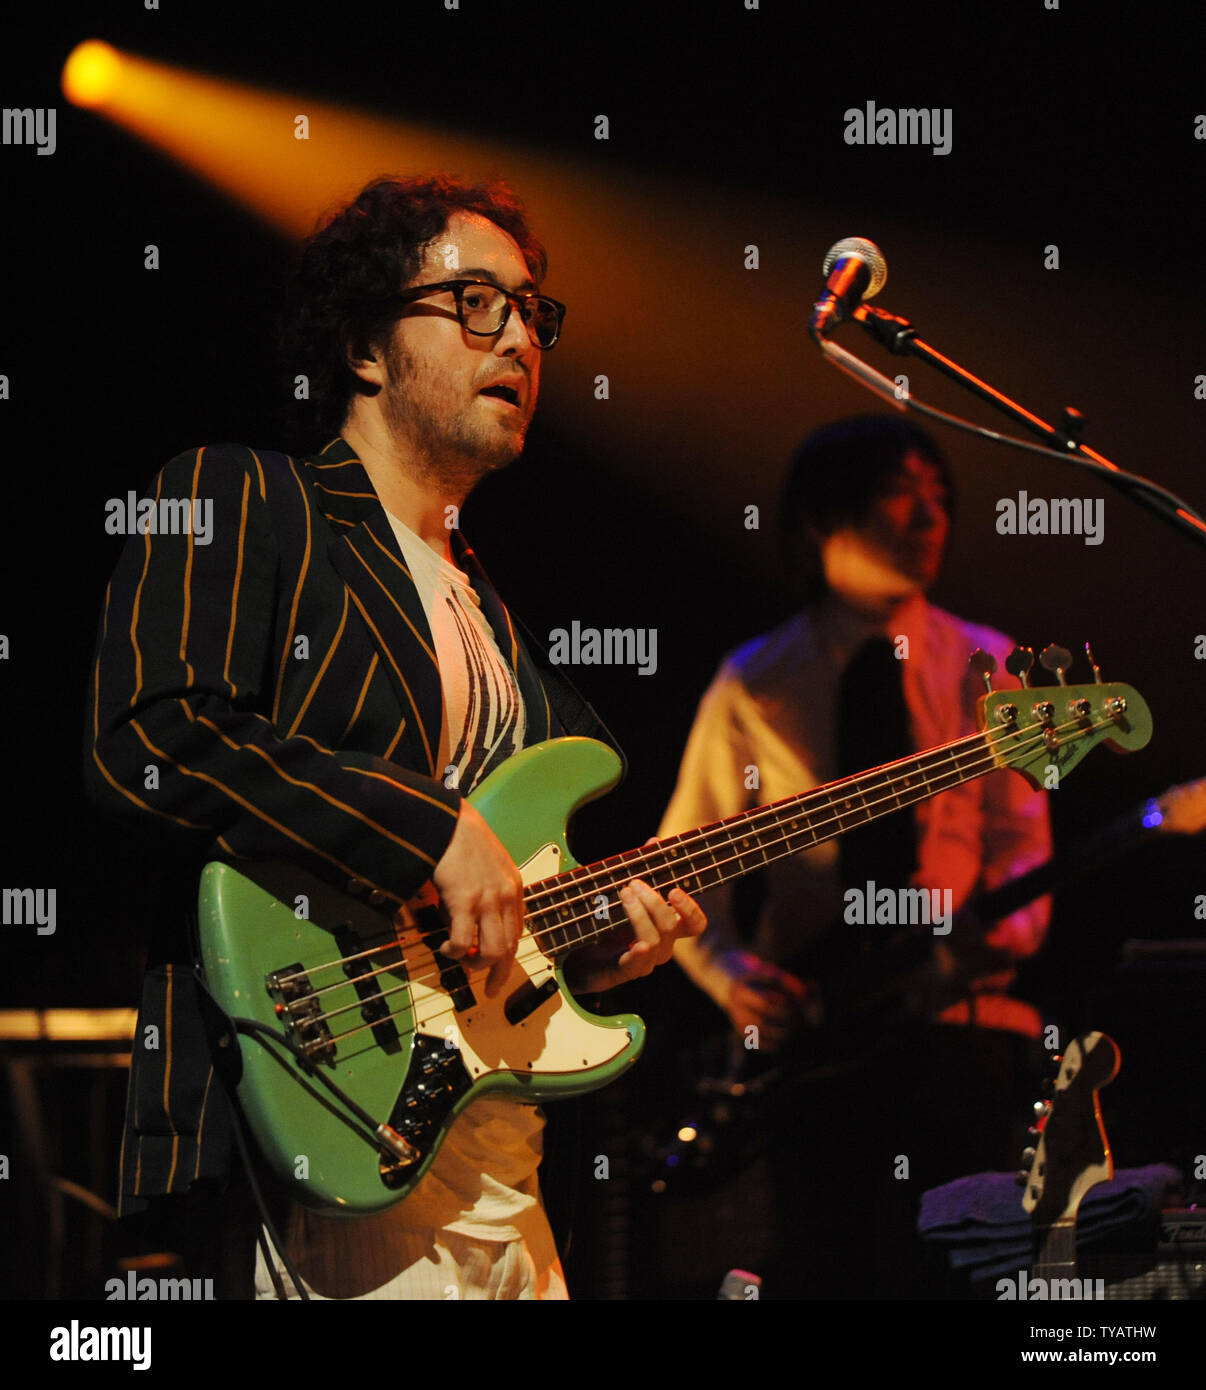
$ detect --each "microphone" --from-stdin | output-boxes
[809,237,888,343]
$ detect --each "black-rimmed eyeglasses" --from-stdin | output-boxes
[391,279,566,349]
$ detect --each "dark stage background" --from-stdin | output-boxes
[1,0,1203,1315]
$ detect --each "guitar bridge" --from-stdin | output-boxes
[266,962,336,1064]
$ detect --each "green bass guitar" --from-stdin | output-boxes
[199,651,1150,1213]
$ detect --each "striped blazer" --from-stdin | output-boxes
[85,436,578,1211]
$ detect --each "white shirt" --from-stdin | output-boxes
[385,512,526,794]
[658,593,1052,1016]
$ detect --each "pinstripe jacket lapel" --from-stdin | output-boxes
[452,530,556,742]
[307,437,556,764]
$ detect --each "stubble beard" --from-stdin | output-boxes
[380,339,528,496]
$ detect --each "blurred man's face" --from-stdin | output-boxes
[820,451,950,603]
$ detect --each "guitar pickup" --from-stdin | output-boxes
[414,912,476,1013]
[504,975,560,1024]
[337,925,400,1052]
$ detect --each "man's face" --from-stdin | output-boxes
[820,450,951,600]
[374,210,543,490]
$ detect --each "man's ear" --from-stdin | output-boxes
[344,326,387,389]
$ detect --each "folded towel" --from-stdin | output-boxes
[918,1164,1182,1281]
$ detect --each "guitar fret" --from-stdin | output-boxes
[543,877,591,955]
[529,726,1043,954]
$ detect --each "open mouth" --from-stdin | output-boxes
[479,383,522,408]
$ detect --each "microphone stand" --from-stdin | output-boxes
[825,302,1206,552]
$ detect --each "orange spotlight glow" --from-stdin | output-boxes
[62,42,853,576]
[62,40,122,109]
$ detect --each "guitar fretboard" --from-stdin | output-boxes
[1035,1218,1078,1283]
[527,721,1019,958]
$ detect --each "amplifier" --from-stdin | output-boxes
[1091,1210,1206,1300]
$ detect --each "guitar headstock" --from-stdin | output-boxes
[1020,1031,1120,1226]
[970,644,1152,789]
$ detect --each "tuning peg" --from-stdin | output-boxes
[1015,1169,1030,1186]
[967,649,997,693]
[1021,1146,1037,1166]
[1005,646,1035,689]
[1040,644,1073,687]
[1085,643,1103,684]
[1032,1100,1050,1118]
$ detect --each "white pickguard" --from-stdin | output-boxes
[394,842,631,1082]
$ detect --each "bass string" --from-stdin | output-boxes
[282,714,1040,995]
[295,715,1107,1048]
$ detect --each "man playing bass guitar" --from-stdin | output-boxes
[86,175,707,1300]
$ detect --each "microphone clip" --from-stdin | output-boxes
[853,305,917,354]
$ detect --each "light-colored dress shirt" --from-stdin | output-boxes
[659,593,1052,1027]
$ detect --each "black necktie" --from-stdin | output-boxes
[835,635,919,897]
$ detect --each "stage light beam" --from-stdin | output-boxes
[57,39,863,574]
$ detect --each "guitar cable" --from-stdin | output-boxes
[226,1092,310,1301]
[227,1014,417,1161]
[192,970,314,1301]
[194,969,403,1302]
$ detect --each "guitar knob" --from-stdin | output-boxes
[1040,644,1073,687]
[967,648,998,693]
[1005,646,1035,689]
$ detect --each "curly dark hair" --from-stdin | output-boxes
[280,174,548,443]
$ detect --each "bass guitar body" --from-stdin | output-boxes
[199,737,642,1215]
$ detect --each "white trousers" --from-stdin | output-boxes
[254,1206,568,1301]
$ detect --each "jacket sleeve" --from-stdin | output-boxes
[84,445,461,907]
